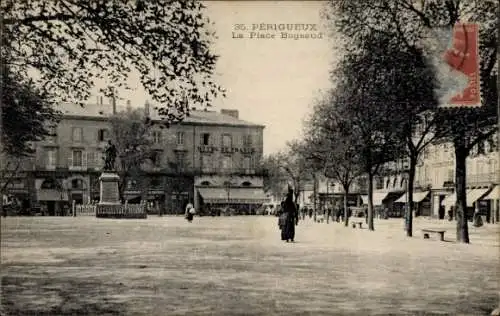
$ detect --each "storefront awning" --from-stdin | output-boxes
[441,188,491,208]
[361,192,389,206]
[37,189,68,201]
[395,191,430,203]
[198,188,269,204]
[483,185,499,200]
[467,188,490,207]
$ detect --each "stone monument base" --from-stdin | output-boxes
[97,171,146,219]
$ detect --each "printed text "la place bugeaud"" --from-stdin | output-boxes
[232,23,323,40]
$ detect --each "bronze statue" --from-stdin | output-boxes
[103,140,117,171]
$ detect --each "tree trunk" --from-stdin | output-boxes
[313,175,317,222]
[405,156,416,237]
[0,84,4,218]
[455,144,469,243]
[343,185,349,227]
[367,173,375,231]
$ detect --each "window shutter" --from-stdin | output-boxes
[68,151,73,167]
[82,151,89,169]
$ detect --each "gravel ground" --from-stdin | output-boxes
[1,215,499,316]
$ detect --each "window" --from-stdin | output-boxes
[487,136,497,153]
[152,131,162,144]
[72,127,83,142]
[150,177,162,188]
[422,148,428,159]
[150,150,162,167]
[127,180,138,189]
[98,129,109,142]
[242,156,251,170]
[201,154,212,172]
[201,133,210,146]
[477,161,484,175]
[176,132,184,145]
[385,179,390,189]
[242,181,252,187]
[46,125,57,142]
[40,178,61,190]
[72,150,83,167]
[477,141,485,155]
[243,135,252,147]
[447,168,454,181]
[221,156,232,170]
[200,181,211,186]
[221,134,232,147]
[71,179,84,190]
[94,151,103,168]
[45,148,57,169]
[392,177,397,188]
[175,151,186,170]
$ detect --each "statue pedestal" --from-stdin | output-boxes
[99,172,120,205]
[96,171,147,219]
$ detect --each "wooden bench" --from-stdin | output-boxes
[421,229,446,241]
[352,221,363,229]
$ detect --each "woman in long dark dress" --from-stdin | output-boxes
[281,190,298,242]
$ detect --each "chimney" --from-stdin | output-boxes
[144,100,150,117]
[221,109,239,119]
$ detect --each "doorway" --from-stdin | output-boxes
[47,201,55,216]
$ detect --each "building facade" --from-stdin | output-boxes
[300,134,499,221]
[369,135,499,220]
[5,101,268,215]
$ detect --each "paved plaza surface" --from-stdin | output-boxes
[1,215,499,315]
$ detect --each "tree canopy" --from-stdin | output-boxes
[328,0,498,241]
[1,62,60,156]
[108,108,155,201]
[2,0,224,121]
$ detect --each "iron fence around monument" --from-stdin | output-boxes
[74,204,97,216]
[96,203,147,219]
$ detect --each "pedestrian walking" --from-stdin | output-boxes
[185,202,195,222]
[281,188,299,243]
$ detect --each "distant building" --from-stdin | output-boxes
[301,134,499,221]
[372,134,499,220]
[6,100,268,215]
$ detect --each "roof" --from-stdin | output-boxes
[55,102,265,128]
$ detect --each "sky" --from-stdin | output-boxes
[95,1,336,155]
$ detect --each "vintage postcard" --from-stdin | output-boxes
[1,1,498,315]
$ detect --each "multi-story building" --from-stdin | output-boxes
[6,100,268,215]
[371,134,499,220]
[415,137,499,220]
[307,133,499,221]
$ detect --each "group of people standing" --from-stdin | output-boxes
[277,188,299,242]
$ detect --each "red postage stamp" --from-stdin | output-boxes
[441,23,480,107]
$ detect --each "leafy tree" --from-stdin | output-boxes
[328,41,407,231]
[2,0,223,121]
[304,94,363,227]
[327,2,442,236]
[262,142,313,205]
[260,155,288,201]
[1,63,60,156]
[108,108,155,202]
[0,63,60,216]
[330,0,498,242]
[282,140,315,205]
